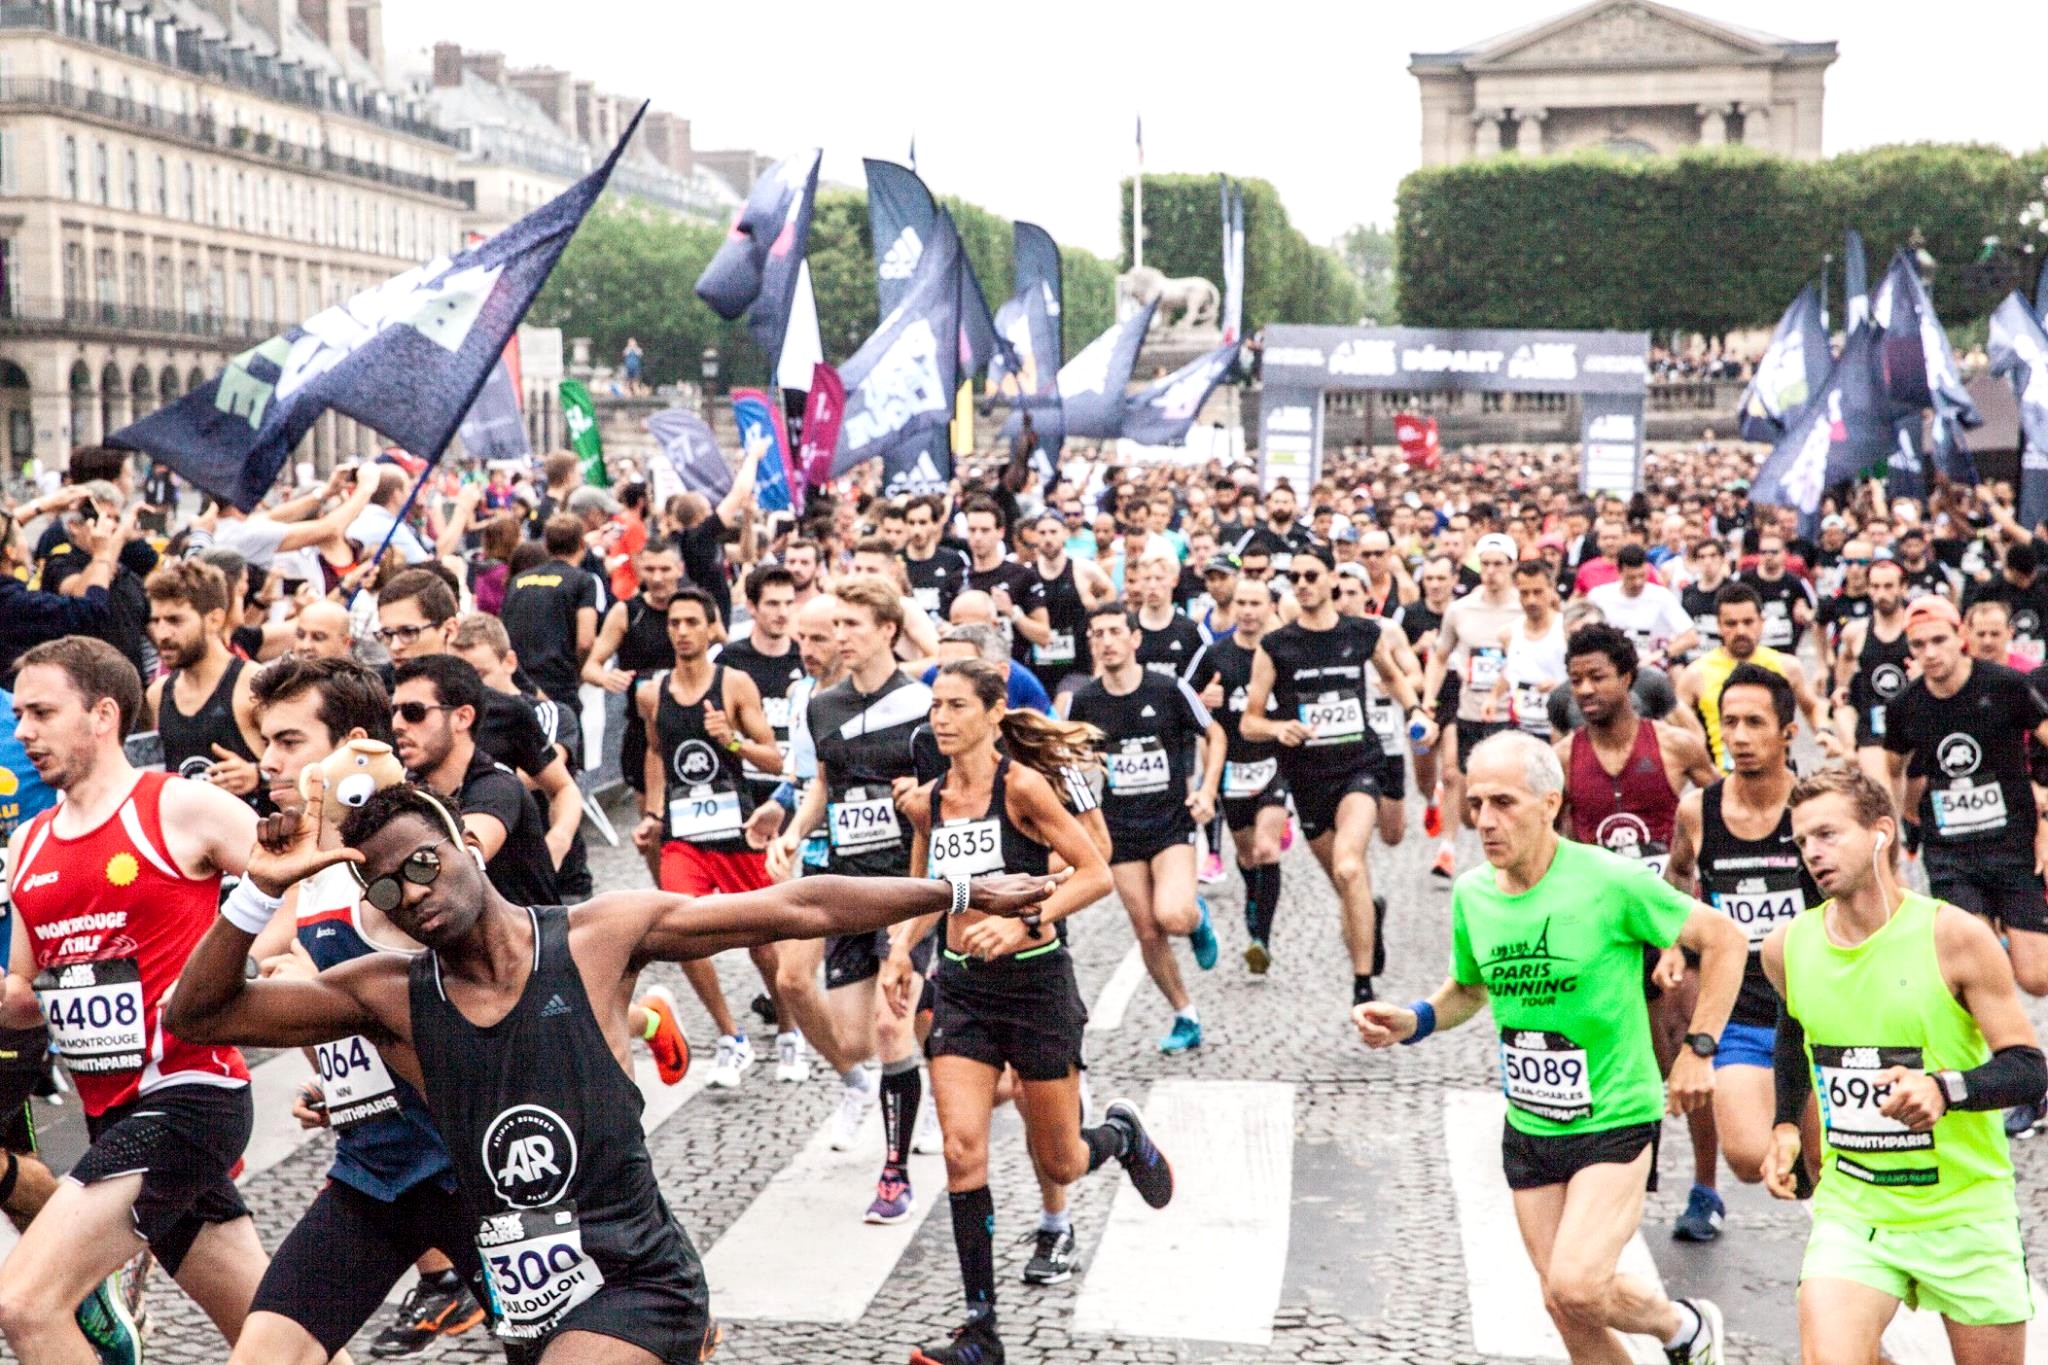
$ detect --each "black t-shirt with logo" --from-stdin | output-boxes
[1737,570,1814,651]
[1883,661,2048,865]
[455,748,560,907]
[902,548,970,620]
[1068,671,1212,843]
[1136,613,1207,682]
[499,559,600,708]
[966,560,1047,663]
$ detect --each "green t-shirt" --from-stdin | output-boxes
[1452,838,1695,1136]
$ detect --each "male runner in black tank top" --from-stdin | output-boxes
[632,586,787,1093]
[167,783,1057,1365]
[1026,511,1113,699]
[583,542,683,866]
[716,566,807,807]
[1666,664,1822,1232]
[145,560,268,809]
[1827,556,1909,791]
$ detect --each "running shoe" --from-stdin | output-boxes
[1158,1015,1202,1054]
[636,986,691,1086]
[1371,895,1388,977]
[1670,1184,1725,1243]
[1280,819,1295,852]
[1244,939,1271,976]
[1664,1298,1723,1364]
[829,1073,878,1150]
[1423,802,1443,840]
[910,1310,1004,1365]
[775,1030,810,1084]
[369,1273,485,1357]
[1190,898,1219,971]
[1021,1225,1077,1284]
[864,1167,915,1224]
[706,1034,754,1090]
[1430,844,1456,882]
[2004,1100,2043,1140]
[74,1272,141,1365]
[1199,850,1225,884]
[1104,1099,1174,1209]
[913,1093,944,1154]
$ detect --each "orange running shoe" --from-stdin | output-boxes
[637,985,691,1085]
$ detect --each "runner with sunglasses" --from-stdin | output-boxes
[166,780,1058,1365]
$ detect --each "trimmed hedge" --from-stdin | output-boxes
[1395,144,2048,336]
[1119,173,1365,329]
[530,190,1120,391]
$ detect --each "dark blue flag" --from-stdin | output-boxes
[114,109,642,510]
[1753,324,1894,517]
[1119,344,1237,445]
[831,212,964,488]
[456,355,530,464]
[988,224,1062,407]
[1989,291,2048,530]
[2036,255,2048,321]
[865,158,936,319]
[1008,301,1156,442]
[646,408,733,498]
[1884,409,1927,505]
[1843,228,1870,331]
[694,149,821,363]
[1737,282,1829,442]
[1874,251,1979,428]
[1013,221,1063,364]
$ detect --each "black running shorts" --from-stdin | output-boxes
[1221,777,1290,834]
[1107,811,1196,867]
[1927,848,2048,935]
[825,924,935,990]
[1500,1119,1660,1193]
[1286,763,1383,843]
[1454,719,1512,775]
[72,1084,253,1275]
[501,1273,716,1365]
[251,1176,480,1355]
[0,1025,48,1154]
[927,954,1088,1082]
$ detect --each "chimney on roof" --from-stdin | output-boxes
[643,112,692,176]
[461,50,505,86]
[344,0,383,70]
[571,80,594,145]
[238,0,285,44]
[295,0,329,43]
[508,67,574,136]
[431,41,463,88]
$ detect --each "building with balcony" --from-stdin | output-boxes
[0,0,473,474]
[410,42,742,239]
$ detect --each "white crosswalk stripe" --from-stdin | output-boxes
[1085,942,1147,1033]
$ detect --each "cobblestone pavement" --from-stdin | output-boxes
[17,783,2048,1364]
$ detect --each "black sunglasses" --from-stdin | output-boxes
[351,838,450,913]
[393,701,453,725]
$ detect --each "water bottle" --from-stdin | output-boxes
[1409,718,1432,756]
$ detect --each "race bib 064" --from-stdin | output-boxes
[316,1034,399,1129]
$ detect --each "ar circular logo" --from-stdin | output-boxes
[2015,608,2041,638]
[480,1104,578,1208]
[1871,663,1906,699]
[1595,813,1650,859]
[1936,732,1982,780]
[177,754,213,781]
[672,738,720,786]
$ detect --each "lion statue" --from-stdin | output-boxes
[1117,266,1222,333]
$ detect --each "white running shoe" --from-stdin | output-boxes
[774,1031,810,1083]
[706,1034,755,1089]
[912,1092,944,1154]
[828,1072,878,1150]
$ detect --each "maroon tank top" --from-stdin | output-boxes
[1567,718,1676,867]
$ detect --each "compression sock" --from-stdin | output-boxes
[1353,975,1376,1006]
[1039,1208,1072,1235]
[880,1058,921,1171]
[949,1186,997,1314]
[1244,864,1279,942]
[1081,1119,1128,1172]
[1371,894,1388,976]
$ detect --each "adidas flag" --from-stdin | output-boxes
[1013,222,1063,365]
[1989,291,2048,531]
[1752,324,1894,517]
[114,107,641,510]
[694,148,821,363]
[1119,344,1237,446]
[865,158,935,318]
[1737,282,1828,442]
[831,211,965,488]
[1004,301,1156,444]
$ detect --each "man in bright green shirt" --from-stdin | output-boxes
[1763,765,2042,1361]
[1358,730,1746,1365]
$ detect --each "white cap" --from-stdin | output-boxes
[1474,533,1519,563]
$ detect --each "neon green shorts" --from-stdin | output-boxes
[1802,1212,2034,1327]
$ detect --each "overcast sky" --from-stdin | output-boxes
[384,1,2046,259]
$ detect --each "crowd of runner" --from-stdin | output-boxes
[0,427,2041,1364]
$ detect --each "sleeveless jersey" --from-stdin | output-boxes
[1783,892,2012,1229]
[1503,617,1566,738]
[12,770,249,1115]
[1259,616,1386,784]
[1697,783,1817,1028]
[1846,616,1911,743]
[1567,720,1676,876]
[928,758,1061,966]
[1692,645,1795,770]
[1033,558,1090,688]
[654,666,757,854]
[808,671,932,876]
[616,595,675,673]
[1190,636,1281,799]
[295,863,453,1202]
[408,905,705,1342]
[158,658,263,803]
[717,637,805,791]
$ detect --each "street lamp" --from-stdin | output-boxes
[701,346,720,394]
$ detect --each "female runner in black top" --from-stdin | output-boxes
[885,661,1174,1365]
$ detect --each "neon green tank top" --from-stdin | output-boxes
[1783,890,2013,1229]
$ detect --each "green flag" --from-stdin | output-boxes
[560,379,608,488]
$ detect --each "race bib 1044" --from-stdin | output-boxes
[35,958,144,1073]
[1714,887,1804,948]
[1034,631,1076,666]
[478,1204,604,1340]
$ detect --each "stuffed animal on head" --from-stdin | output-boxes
[300,739,406,830]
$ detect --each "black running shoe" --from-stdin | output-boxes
[1105,1099,1174,1209]
[1371,894,1388,976]
[370,1273,485,1357]
[909,1310,1005,1364]
[1021,1226,1077,1285]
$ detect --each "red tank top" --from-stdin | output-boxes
[12,770,248,1115]
[1567,719,1677,866]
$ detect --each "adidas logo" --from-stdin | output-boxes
[1169,641,1183,652]
[539,994,572,1019]
[1140,705,1156,717]
[879,227,923,280]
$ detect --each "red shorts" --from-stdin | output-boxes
[661,842,772,897]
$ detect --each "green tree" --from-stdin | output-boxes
[1335,223,1398,324]
[1120,173,1363,328]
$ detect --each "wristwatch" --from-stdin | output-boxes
[1935,1069,1967,1111]
[1683,1032,1719,1059]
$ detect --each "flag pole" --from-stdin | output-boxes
[347,457,434,609]
[1132,114,1144,273]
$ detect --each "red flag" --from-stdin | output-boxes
[798,363,846,499]
[1395,413,1440,470]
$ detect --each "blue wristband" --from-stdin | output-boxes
[1401,1000,1437,1045]
[771,782,798,816]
